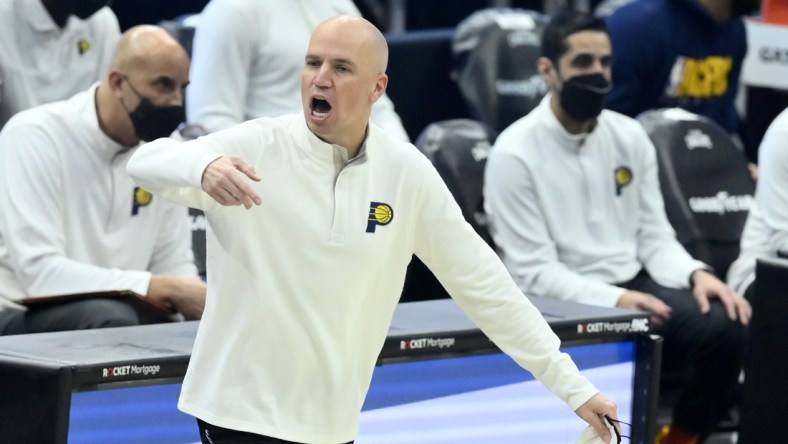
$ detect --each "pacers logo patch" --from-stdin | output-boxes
[614,166,632,196]
[132,187,153,215]
[77,39,91,55]
[366,202,393,233]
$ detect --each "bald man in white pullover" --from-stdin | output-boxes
[128,15,619,444]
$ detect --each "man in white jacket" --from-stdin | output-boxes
[0,25,205,335]
[728,107,788,296]
[484,9,750,444]
[0,0,121,128]
[128,15,619,444]
[186,0,409,140]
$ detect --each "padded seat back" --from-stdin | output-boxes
[451,8,549,133]
[386,28,471,140]
[400,119,498,302]
[416,119,498,245]
[638,108,755,278]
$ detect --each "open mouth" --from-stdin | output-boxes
[310,97,332,118]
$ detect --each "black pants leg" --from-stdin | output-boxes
[0,298,140,335]
[623,272,745,436]
[197,418,354,444]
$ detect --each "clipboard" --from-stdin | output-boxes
[16,290,173,318]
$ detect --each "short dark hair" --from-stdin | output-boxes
[540,9,610,64]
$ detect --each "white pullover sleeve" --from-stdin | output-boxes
[127,136,223,212]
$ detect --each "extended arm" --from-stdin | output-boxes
[413,156,602,413]
[127,135,261,211]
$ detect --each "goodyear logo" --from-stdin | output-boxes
[614,166,632,196]
[132,187,152,215]
[688,191,753,215]
[366,202,393,233]
[77,39,91,55]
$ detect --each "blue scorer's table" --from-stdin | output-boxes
[0,297,659,444]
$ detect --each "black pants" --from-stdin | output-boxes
[0,298,140,335]
[619,271,745,436]
[197,419,354,444]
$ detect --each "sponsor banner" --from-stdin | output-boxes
[101,364,162,378]
[399,337,457,351]
[576,318,650,335]
[380,333,495,361]
[381,317,650,360]
[742,19,788,89]
[73,360,189,387]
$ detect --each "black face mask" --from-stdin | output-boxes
[731,0,761,17]
[65,0,111,19]
[558,73,612,121]
[124,80,185,142]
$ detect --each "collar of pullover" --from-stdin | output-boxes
[293,116,369,168]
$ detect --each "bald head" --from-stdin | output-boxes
[301,15,391,156]
[111,25,189,74]
[97,25,191,145]
[312,15,389,74]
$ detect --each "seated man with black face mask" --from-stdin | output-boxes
[0,0,121,128]
[0,25,206,336]
[484,10,750,444]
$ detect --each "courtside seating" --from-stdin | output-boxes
[178,121,209,279]
[189,208,207,278]
[416,119,498,246]
[638,108,755,279]
[451,8,549,133]
[385,28,471,140]
[400,119,497,302]
[159,14,199,57]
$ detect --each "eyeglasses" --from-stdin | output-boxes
[605,416,632,443]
